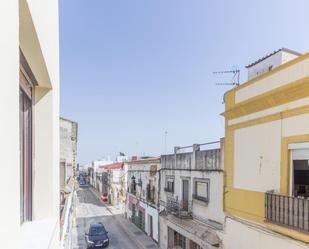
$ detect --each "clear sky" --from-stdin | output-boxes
[60,0,309,165]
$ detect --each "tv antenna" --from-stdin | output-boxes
[213,69,240,87]
[164,130,168,154]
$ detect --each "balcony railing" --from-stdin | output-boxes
[265,192,309,232]
[166,196,192,218]
[164,187,173,193]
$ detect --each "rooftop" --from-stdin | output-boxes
[245,48,302,68]
[126,157,160,165]
[99,162,124,170]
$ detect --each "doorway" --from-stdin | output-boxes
[293,160,309,197]
[148,214,153,239]
[182,180,189,211]
[290,145,309,197]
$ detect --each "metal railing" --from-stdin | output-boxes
[265,192,309,232]
[166,196,192,218]
[60,190,76,249]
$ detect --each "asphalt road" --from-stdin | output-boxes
[72,187,138,249]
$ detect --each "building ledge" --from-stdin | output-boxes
[266,222,309,244]
[165,214,221,247]
[20,218,58,249]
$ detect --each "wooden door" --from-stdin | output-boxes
[149,214,153,238]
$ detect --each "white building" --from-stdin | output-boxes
[0,0,60,248]
[59,117,78,246]
[222,49,309,249]
[97,162,126,207]
[89,159,113,189]
[60,117,78,191]
[159,141,224,249]
[127,157,161,242]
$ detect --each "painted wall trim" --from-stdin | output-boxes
[228,104,309,131]
[223,76,309,120]
[266,223,309,244]
[224,53,309,96]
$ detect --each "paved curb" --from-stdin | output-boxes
[89,187,145,249]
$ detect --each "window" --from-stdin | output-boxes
[193,179,209,202]
[165,178,174,193]
[89,225,107,236]
[131,176,136,194]
[147,181,155,203]
[20,70,33,223]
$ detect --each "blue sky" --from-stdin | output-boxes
[60,0,309,164]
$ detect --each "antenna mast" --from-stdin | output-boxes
[213,69,240,86]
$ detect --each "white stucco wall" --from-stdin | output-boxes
[236,56,309,103]
[159,216,169,249]
[160,169,225,225]
[60,119,74,164]
[233,111,309,193]
[192,171,224,224]
[282,51,300,65]
[224,218,309,249]
[0,1,20,249]
[0,0,60,248]
[282,113,309,137]
[234,121,282,192]
[247,51,283,81]
[140,202,159,242]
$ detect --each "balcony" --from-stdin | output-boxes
[164,187,173,193]
[166,196,192,218]
[265,192,309,232]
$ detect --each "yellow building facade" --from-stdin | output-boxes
[223,51,309,249]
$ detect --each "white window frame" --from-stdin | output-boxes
[193,178,210,203]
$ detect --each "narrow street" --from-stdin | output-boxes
[72,187,139,249]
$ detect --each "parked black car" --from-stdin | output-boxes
[79,176,88,187]
[85,223,109,248]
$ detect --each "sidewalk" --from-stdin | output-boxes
[90,187,160,249]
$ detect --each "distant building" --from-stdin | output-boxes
[159,141,224,249]
[223,49,309,249]
[127,157,161,242]
[98,162,126,207]
[116,154,128,162]
[60,117,78,191]
[89,159,113,189]
[59,117,78,241]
